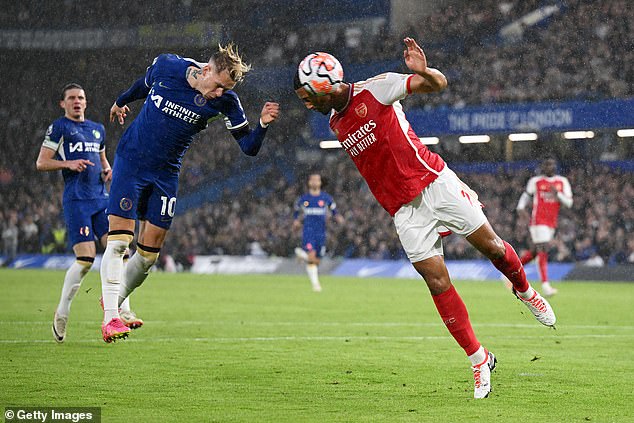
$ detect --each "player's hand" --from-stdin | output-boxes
[67,159,94,173]
[101,167,112,182]
[292,219,301,232]
[517,209,530,221]
[110,102,130,125]
[550,185,559,195]
[403,37,428,75]
[260,102,280,125]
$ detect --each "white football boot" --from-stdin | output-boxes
[472,351,497,399]
[52,312,68,343]
[516,289,557,327]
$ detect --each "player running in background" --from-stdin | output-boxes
[293,173,344,292]
[516,158,573,296]
[294,38,556,399]
[102,44,280,343]
[36,83,142,343]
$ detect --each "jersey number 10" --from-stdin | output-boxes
[160,196,176,217]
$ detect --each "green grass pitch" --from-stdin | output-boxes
[1,269,633,422]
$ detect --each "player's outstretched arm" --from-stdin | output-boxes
[231,102,280,156]
[402,37,447,94]
[110,76,151,125]
[36,147,94,172]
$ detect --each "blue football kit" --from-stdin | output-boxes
[109,53,268,229]
[294,192,338,257]
[42,117,109,246]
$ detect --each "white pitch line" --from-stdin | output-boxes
[0,334,632,344]
[1,321,633,330]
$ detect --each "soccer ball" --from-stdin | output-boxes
[297,52,344,96]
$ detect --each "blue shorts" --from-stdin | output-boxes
[107,155,179,229]
[63,198,109,247]
[302,236,326,258]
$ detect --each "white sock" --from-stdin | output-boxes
[119,296,131,313]
[56,260,91,317]
[516,286,536,300]
[118,252,155,306]
[101,239,128,322]
[118,256,131,313]
[468,346,487,366]
[306,264,321,291]
[295,247,309,262]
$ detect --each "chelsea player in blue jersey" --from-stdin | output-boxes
[101,44,280,342]
[36,84,142,343]
[293,173,343,292]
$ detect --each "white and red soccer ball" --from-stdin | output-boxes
[297,52,344,96]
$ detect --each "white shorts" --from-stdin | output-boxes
[393,167,488,263]
[529,225,555,244]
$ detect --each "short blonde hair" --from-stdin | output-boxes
[211,43,251,83]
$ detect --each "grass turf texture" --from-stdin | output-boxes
[1,269,633,422]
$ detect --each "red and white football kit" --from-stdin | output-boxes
[517,175,573,243]
[330,73,487,262]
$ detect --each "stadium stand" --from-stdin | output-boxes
[1,0,632,267]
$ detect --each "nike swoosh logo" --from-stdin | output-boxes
[70,130,78,135]
[158,82,170,89]
[357,264,392,277]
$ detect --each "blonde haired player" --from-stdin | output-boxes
[101,44,280,342]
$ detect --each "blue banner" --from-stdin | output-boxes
[332,258,574,281]
[311,98,634,138]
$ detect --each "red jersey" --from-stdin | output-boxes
[518,175,573,227]
[329,73,445,215]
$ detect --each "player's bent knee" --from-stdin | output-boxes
[107,230,134,255]
[75,256,95,277]
[482,237,506,260]
[136,242,160,271]
[425,276,451,296]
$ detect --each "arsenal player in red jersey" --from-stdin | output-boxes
[294,38,557,399]
[517,158,573,296]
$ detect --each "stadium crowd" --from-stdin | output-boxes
[163,155,634,269]
[1,0,633,267]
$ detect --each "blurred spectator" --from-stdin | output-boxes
[2,212,19,264]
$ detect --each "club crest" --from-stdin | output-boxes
[355,103,367,118]
[194,94,207,107]
[119,198,133,211]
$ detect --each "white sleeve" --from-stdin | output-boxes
[517,192,531,210]
[525,177,537,195]
[360,73,413,105]
[42,123,62,152]
[557,177,573,208]
[517,177,536,210]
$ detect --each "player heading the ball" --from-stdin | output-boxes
[294,37,556,399]
[100,44,280,343]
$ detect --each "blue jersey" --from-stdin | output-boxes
[294,192,338,242]
[116,54,248,171]
[42,117,107,202]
